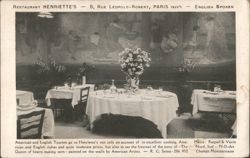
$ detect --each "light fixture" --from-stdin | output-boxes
[38,12,54,18]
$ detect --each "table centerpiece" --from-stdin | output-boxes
[119,48,151,91]
[77,62,95,85]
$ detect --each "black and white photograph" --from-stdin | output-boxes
[15,12,237,139]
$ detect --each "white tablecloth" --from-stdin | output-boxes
[231,120,237,136]
[86,90,179,138]
[45,84,95,107]
[16,90,54,138]
[17,107,55,138]
[16,90,34,106]
[191,89,236,115]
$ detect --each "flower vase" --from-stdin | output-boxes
[127,76,139,90]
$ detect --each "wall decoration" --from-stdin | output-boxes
[183,13,235,65]
[16,12,235,67]
[160,32,178,53]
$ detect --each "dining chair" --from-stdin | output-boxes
[51,99,73,122]
[16,98,20,105]
[17,110,45,139]
[74,87,90,123]
[51,99,64,120]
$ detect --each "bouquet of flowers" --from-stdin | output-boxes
[34,55,66,86]
[34,55,66,74]
[77,63,95,77]
[76,62,95,84]
[178,58,196,73]
[119,48,151,89]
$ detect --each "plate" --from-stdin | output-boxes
[17,102,38,111]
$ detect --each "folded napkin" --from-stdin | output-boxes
[17,100,38,111]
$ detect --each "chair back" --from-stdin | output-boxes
[17,110,45,139]
[16,99,20,106]
[80,87,90,104]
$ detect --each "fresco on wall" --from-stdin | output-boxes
[183,12,235,65]
[149,13,182,65]
[51,13,143,64]
[16,12,184,66]
[16,12,235,66]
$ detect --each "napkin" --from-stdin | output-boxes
[17,100,38,111]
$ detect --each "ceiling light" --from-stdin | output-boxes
[38,12,54,18]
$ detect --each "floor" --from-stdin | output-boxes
[54,112,235,139]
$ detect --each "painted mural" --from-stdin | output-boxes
[16,12,235,66]
[183,12,235,65]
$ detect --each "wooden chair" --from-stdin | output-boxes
[80,87,90,104]
[17,110,45,139]
[74,87,90,123]
[51,99,73,122]
[16,99,20,105]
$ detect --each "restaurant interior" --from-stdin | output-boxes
[16,12,236,139]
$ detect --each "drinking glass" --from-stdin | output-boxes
[158,86,163,95]
[147,85,153,91]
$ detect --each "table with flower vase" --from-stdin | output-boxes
[86,89,179,138]
[45,84,95,107]
[16,90,55,138]
[191,89,236,115]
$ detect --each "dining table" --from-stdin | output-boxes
[191,89,237,137]
[16,90,55,138]
[86,89,179,138]
[191,89,236,115]
[16,90,34,106]
[45,84,95,108]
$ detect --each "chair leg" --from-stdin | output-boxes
[61,108,64,118]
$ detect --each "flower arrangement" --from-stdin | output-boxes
[119,48,151,89]
[119,48,151,79]
[76,62,95,84]
[34,55,66,75]
[77,63,95,77]
[34,55,66,86]
[178,58,196,73]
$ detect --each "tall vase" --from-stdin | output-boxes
[82,76,86,85]
[127,76,139,90]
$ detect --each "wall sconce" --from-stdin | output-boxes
[37,12,54,18]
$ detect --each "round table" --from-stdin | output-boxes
[16,90,55,138]
[86,89,179,138]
